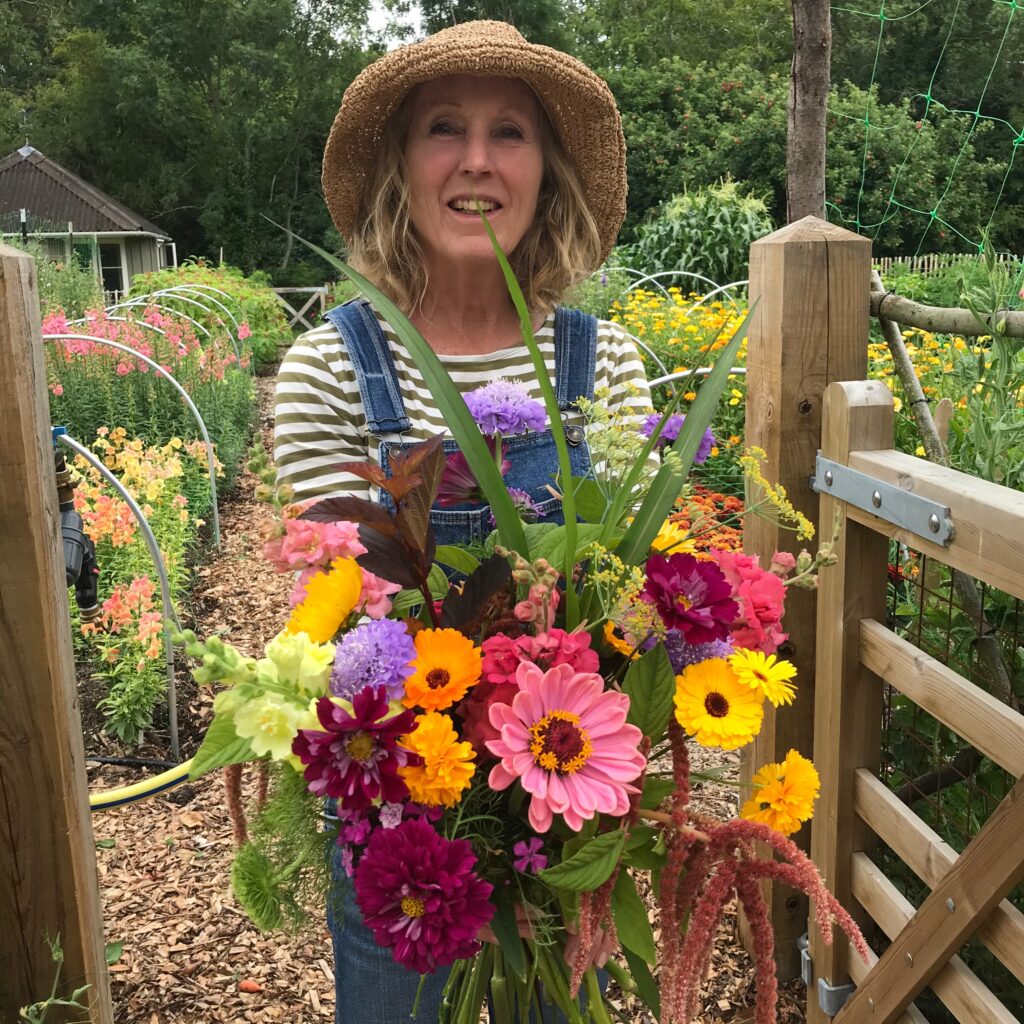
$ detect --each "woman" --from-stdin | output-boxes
[274,20,651,1023]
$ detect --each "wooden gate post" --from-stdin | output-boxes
[0,244,113,1021]
[740,217,871,977]
[806,381,892,1024]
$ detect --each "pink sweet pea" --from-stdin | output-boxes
[714,549,788,654]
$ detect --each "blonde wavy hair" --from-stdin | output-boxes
[346,83,603,316]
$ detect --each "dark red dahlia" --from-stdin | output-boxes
[354,817,494,974]
[642,552,739,644]
[291,687,419,810]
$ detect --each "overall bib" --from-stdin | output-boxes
[321,298,598,1024]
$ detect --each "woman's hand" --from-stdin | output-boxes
[477,903,536,944]
[563,920,617,970]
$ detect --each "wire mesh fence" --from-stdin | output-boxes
[874,541,1023,1020]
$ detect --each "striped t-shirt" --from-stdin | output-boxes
[273,307,651,501]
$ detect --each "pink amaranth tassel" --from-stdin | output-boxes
[224,763,247,846]
[569,890,595,997]
[735,870,778,1024]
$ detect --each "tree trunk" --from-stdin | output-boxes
[787,0,831,221]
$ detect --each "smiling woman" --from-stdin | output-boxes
[273,19,650,1024]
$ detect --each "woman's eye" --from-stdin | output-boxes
[497,124,524,139]
[429,120,458,136]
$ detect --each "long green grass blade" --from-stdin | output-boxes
[276,222,529,556]
[474,211,580,626]
[615,305,754,566]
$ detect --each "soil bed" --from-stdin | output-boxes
[86,377,807,1023]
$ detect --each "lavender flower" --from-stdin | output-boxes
[488,487,546,527]
[465,379,546,436]
[664,630,734,674]
[641,413,716,463]
[330,618,416,700]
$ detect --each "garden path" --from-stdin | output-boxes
[85,378,806,1023]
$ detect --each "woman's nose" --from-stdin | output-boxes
[458,130,493,175]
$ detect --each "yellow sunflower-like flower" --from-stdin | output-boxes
[728,649,797,707]
[400,711,475,807]
[285,557,362,643]
[673,658,765,750]
[402,628,481,711]
[651,519,696,555]
[741,749,820,835]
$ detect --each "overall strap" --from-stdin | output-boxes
[553,306,598,410]
[322,299,411,434]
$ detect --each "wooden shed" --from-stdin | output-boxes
[0,145,175,298]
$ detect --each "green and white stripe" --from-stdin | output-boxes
[274,308,651,500]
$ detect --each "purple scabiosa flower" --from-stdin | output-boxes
[513,837,548,874]
[488,487,546,528]
[643,552,739,644]
[464,379,546,436]
[641,413,716,463]
[663,630,734,674]
[354,817,495,974]
[291,689,420,810]
[437,444,511,507]
[330,619,416,701]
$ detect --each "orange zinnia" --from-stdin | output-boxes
[402,628,482,711]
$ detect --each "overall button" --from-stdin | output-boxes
[565,425,585,446]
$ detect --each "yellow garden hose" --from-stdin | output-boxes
[89,759,194,811]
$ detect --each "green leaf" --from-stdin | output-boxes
[489,901,528,981]
[104,940,124,965]
[640,776,676,810]
[623,947,661,1018]
[538,829,626,891]
[612,870,657,964]
[616,304,754,565]
[427,563,450,599]
[623,825,667,870]
[191,714,256,780]
[623,644,676,741]
[571,477,608,522]
[529,522,605,568]
[95,837,116,849]
[273,222,528,557]
[434,545,481,576]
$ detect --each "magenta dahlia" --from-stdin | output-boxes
[486,661,646,832]
[642,551,739,644]
[353,817,494,974]
[291,689,419,810]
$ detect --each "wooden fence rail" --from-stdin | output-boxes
[0,243,112,1020]
[806,379,1024,1024]
[271,286,328,332]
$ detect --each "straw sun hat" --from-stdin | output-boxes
[322,20,627,265]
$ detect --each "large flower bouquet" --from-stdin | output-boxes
[176,234,866,1023]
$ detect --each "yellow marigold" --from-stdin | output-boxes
[741,749,820,835]
[400,712,475,807]
[402,628,481,711]
[285,557,362,643]
[728,649,797,707]
[673,658,764,750]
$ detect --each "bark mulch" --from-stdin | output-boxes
[85,378,808,1023]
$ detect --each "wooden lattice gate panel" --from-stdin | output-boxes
[807,381,1024,1024]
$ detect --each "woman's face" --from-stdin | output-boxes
[403,74,546,272]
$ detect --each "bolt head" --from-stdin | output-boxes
[868,998,875,1010]
[824,470,834,487]
[946,897,956,912]
[928,513,941,533]
[872,490,882,508]
[905,952,914,966]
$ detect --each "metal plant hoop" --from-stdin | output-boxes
[43,333,222,547]
[58,431,183,759]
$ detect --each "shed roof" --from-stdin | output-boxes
[0,146,169,237]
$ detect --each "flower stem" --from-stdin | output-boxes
[636,807,710,843]
[584,969,612,1024]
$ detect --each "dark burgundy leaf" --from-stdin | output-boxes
[440,554,513,633]
[299,496,396,534]
[397,438,446,554]
[355,525,420,588]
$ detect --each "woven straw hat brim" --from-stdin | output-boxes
[322,21,626,267]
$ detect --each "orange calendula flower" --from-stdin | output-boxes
[741,749,820,835]
[400,712,475,807]
[402,628,481,711]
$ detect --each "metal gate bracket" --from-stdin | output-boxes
[811,453,954,546]
[817,978,857,1017]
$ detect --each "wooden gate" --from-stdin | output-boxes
[807,380,1024,1024]
[271,285,328,331]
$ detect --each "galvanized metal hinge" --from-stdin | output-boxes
[797,934,857,1017]
[811,453,955,546]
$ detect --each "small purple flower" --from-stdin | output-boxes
[643,552,739,644]
[379,802,404,829]
[513,837,548,874]
[641,413,716,463]
[488,488,546,528]
[330,619,416,701]
[663,630,734,674]
[341,817,373,845]
[465,379,546,436]
[292,689,420,810]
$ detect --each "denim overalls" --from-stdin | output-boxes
[320,299,600,1024]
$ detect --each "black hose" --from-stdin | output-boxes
[85,755,180,770]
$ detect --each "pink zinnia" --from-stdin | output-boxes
[715,550,788,654]
[354,817,494,974]
[643,552,738,644]
[486,662,646,833]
